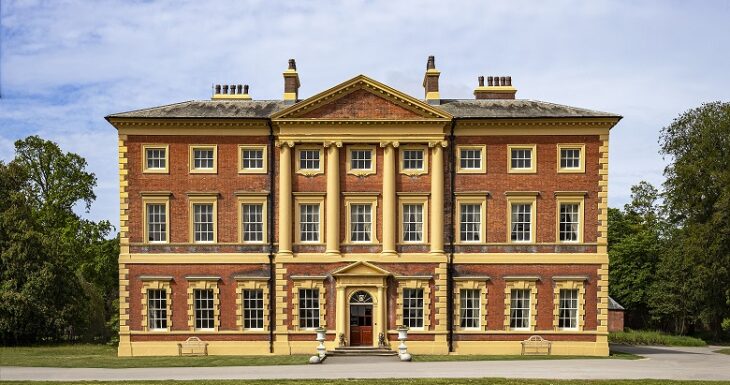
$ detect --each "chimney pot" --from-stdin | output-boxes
[487,76,494,86]
[288,59,296,70]
[236,84,243,94]
[500,76,507,86]
[478,76,484,87]
[222,85,229,94]
[244,84,249,94]
[506,76,512,86]
[228,84,234,94]
[427,55,435,70]
[215,84,221,94]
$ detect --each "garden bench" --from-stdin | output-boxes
[177,336,208,356]
[521,335,552,355]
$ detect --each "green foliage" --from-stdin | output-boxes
[608,330,706,346]
[0,136,118,344]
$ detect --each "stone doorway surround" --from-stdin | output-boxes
[332,262,390,347]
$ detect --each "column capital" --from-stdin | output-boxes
[428,140,449,148]
[275,140,295,148]
[324,141,343,148]
[379,141,400,148]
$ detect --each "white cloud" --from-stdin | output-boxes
[1,0,729,226]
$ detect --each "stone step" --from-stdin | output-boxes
[327,346,398,356]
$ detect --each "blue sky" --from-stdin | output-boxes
[1,0,729,227]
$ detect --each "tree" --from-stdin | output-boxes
[659,101,730,338]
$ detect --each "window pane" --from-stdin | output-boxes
[350,150,372,170]
[460,149,481,170]
[146,148,166,170]
[509,289,530,329]
[193,203,214,242]
[193,148,215,169]
[558,289,579,329]
[148,289,167,330]
[194,289,215,329]
[243,289,264,329]
[560,148,581,169]
[300,204,320,242]
[147,203,167,242]
[242,204,264,242]
[242,149,264,170]
[403,288,424,328]
[402,150,424,170]
[459,203,481,242]
[559,203,580,242]
[510,148,532,169]
[510,204,531,242]
[459,289,480,328]
[299,150,320,170]
[402,204,423,242]
[298,289,320,328]
[350,204,372,242]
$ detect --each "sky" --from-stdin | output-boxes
[1,0,729,228]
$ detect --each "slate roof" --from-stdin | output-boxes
[106,99,620,120]
[608,296,625,311]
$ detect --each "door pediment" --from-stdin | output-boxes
[271,75,452,121]
[332,261,391,277]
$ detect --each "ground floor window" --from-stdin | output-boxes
[510,289,531,330]
[299,288,320,329]
[147,289,167,330]
[242,289,264,329]
[402,288,424,328]
[459,289,481,328]
[558,289,579,329]
[194,289,215,329]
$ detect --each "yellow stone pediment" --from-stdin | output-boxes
[331,261,392,277]
[271,75,452,121]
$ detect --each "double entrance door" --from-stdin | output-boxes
[349,291,373,346]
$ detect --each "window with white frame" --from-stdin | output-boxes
[403,288,424,328]
[194,289,215,329]
[193,148,215,170]
[510,289,531,329]
[510,203,532,242]
[242,148,264,170]
[147,289,167,330]
[402,149,424,170]
[460,148,482,170]
[460,203,481,242]
[146,203,167,243]
[145,147,167,171]
[193,203,214,242]
[559,203,580,242]
[298,289,320,328]
[242,203,264,242]
[350,204,372,242]
[560,148,581,169]
[299,204,320,242]
[459,289,481,329]
[350,150,372,170]
[242,289,264,329]
[558,289,579,329]
[299,150,320,170]
[402,204,423,242]
[510,148,533,170]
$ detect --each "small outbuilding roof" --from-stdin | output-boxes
[608,296,625,311]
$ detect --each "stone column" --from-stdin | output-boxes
[430,142,445,254]
[325,143,341,255]
[336,284,346,345]
[278,143,293,255]
[381,142,398,255]
[377,285,386,346]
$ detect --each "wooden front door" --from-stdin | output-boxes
[349,304,373,346]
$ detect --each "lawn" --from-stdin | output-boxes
[0,344,309,368]
[715,348,730,355]
[0,344,640,368]
[1,380,728,385]
[609,330,707,346]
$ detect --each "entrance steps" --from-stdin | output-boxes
[327,346,398,356]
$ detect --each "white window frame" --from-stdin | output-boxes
[147,288,168,331]
[142,144,169,174]
[294,194,325,244]
[188,194,218,244]
[506,193,537,244]
[398,195,429,244]
[237,193,268,244]
[507,144,537,174]
[298,288,321,329]
[189,145,218,174]
[456,145,486,174]
[455,194,487,244]
[558,288,579,330]
[399,145,429,176]
[193,288,215,330]
[402,288,425,329]
[459,288,481,329]
[238,145,268,174]
[509,288,531,330]
[295,146,324,176]
[346,145,376,176]
[242,289,265,330]
[557,144,586,174]
[343,195,378,244]
[555,193,585,243]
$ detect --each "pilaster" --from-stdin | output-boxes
[278,142,293,255]
[381,141,398,255]
[325,142,341,255]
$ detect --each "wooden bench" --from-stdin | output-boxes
[177,337,208,356]
[521,335,552,355]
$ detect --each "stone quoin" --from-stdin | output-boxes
[107,56,621,357]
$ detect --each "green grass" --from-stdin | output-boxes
[1,380,729,385]
[413,350,640,362]
[609,330,707,346]
[715,348,730,355]
[0,344,309,368]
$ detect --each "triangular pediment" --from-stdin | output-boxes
[271,75,451,120]
[331,261,392,277]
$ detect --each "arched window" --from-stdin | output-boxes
[349,291,373,304]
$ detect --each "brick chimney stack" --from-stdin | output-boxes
[283,58,301,103]
[474,75,517,99]
[422,55,441,105]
